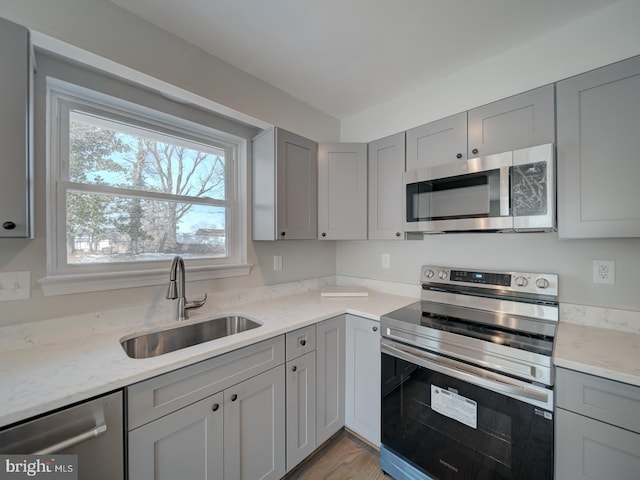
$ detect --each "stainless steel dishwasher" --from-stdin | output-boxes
[0,390,124,480]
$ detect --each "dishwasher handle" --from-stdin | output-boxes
[32,423,107,455]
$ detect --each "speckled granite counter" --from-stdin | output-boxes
[554,304,640,387]
[0,278,418,428]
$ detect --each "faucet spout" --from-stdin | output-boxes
[166,256,207,321]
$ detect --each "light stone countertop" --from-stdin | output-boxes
[0,283,418,428]
[3,277,640,429]
[554,303,640,387]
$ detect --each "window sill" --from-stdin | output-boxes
[39,264,252,296]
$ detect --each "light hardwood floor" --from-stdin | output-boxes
[285,430,390,480]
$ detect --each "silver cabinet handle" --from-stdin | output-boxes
[32,424,107,455]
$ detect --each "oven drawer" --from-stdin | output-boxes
[556,367,640,434]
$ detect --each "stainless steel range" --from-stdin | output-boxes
[380,266,558,480]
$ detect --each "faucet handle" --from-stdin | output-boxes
[185,293,208,311]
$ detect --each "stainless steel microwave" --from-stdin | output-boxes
[403,143,555,233]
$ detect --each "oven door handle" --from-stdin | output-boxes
[381,339,553,410]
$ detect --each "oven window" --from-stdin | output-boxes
[381,353,553,480]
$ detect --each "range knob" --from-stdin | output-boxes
[536,278,550,289]
[515,276,528,287]
[424,269,435,279]
[438,270,448,280]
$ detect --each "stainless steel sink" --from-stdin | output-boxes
[121,315,261,359]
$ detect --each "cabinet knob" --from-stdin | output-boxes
[280,231,286,237]
[456,153,463,159]
[231,394,238,401]
[395,232,401,237]
[299,339,306,346]
[2,221,16,230]
[372,326,378,332]
[292,365,297,372]
[472,148,479,155]
[212,403,220,412]
[321,232,326,237]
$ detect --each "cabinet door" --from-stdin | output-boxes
[286,351,317,471]
[406,112,467,171]
[224,365,286,480]
[318,143,367,239]
[316,315,345,445]
[345,315,381,446]
[252,128,317,240]
[557,56,640,238]
[467,84,554,158]
[368,132,405,240]
[556,408,640,480]
[0,17,32,238]
[276,129,318,240]
[128,392,224,480]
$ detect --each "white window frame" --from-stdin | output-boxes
[41,78,250,296]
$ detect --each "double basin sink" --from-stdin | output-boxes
[121,315,261,359]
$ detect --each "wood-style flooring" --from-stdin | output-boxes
[285,430,390,480]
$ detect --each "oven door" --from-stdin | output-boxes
[380,339,553,480]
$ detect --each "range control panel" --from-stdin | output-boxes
[421,265,558,296]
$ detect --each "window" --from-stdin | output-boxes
[43,79,249,295]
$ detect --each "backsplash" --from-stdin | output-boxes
[561,303,640,333]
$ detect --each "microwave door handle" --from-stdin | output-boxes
[381,340,552,409]
[499,166,510,216]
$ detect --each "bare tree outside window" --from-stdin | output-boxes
[66,112,229,264]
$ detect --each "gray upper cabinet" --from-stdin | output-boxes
[252,127,318,240]
[368,132,405,240]
[467,84,555,158]
[557,56,640,238]
[0,17,33,238]
[317,142,367,239]
[405,85,554,172]
[406,112,467,171]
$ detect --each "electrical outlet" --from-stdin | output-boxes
[0,271,31,301]
[273,255,282,271]
[381,254,391,269]
[593,260,615,285]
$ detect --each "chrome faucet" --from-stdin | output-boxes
[166,256,207,321]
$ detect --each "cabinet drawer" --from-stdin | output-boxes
[556,368,640,433]
[128,336,285,429]
[556,408,640,480]
[286,325,316,361]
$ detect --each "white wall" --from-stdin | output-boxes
[340,0,640,142]
[337,0,640,311]
[0,0,340,325]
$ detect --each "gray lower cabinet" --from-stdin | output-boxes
[224,365,286,480]
[252,127,318,240]
[557,55,640,238]
[286,351,317,471]
[128,392,224,479]
[0,17,33,238]
[368,132,405,240]
[345,314,381,446]
[555,367,640,480]
[127,336,286,480]
[317,143,367,240]
[316,315,346,445]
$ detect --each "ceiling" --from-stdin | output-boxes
[108,0,620,120]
